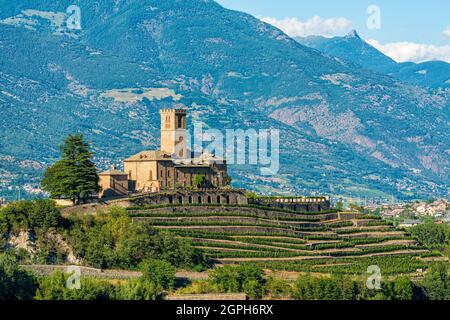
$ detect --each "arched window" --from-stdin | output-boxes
[226,196,230,204]
[207,196,212,204]
[178,196,183,204]
[189,196,193,204]
[217,196,221,204]
[198,196,202,204]
[168,196,173,204]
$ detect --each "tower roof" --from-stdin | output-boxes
[159,108,187,114]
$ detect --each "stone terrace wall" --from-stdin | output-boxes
[61,189,248,216]
[130,189,248,207]
[251,197,331,213]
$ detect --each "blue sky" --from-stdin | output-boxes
[217,0,450,63]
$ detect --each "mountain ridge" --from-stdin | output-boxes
[295,31,450,89]
[0,0,449,201]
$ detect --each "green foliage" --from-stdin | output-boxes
[35,271,117,300]
[0,199,62,233]
[140,259,176,291]
[265,277,292,299]
[193,174,206,189]
[410,222,449,247]
[67,207,207,270]
[294,274,359,300]
[254,255,432,276]
[0,253,37,300]
[34,262,175,301]
[245,191,258,200]
[421,263,450,300]
[209,264,266,299]
[382,276,416,300]
[118,278,162,300]
[42,134,100,204]
[294,274,418,300]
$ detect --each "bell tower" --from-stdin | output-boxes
[160,109,187,159]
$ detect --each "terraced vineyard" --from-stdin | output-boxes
[127,205,434,276]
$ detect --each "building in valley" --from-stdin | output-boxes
[99,108,229,198]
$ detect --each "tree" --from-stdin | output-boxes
[193,174,206,189]
[209,264,266,298]
[35,271,116,300]
[42,134,100,204]
[0,199,62,233]
[0,253,37,300]
[422,263,450,300]
[392,276,415,300]
[67,208,207,270]
[410,222,449,247]
[139,259,176,291]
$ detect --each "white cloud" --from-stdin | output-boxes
[443,27,450,38]
[260,15,352,38]
[366,39,450,63]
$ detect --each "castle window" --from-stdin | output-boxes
[177,115,183,129]
[217,196,221,204]
[207,196,212,204]
[178,196,183,204]
[198,196,202,204]
[188,196,193,204]
[165,115,171,129]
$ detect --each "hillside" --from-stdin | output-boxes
[126,203,433,275]
[2,197,449,300]
[0,0,449,201]
[296,30,450,89]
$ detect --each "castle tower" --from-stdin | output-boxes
[160,109,187,159]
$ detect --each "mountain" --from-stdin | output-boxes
[296,30,450,89]
[0,0,449,201]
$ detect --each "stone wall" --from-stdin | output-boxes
[130,189,248,206]
[61,189,248,216]
[250,197,331,213]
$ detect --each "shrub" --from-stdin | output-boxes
[421,263,450,300]
[209,264,266,298]
[139,259,176,291]
[266,277,292,299]
[35,271,117,300]
[67,207,208,270]
[0,253,37,300]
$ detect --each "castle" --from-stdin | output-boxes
[99,109,228,198]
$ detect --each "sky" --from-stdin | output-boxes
[216,0,450,63]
